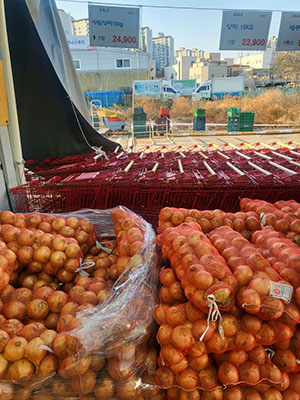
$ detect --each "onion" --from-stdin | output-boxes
[90,354,105,373]
[45,313,59,330]
[20,322,45,342]
[65,243,81,258]
[64,354,91,377]
[0,354,8,377]
[16,246,33,265]
[1,319,24,337]
[0,329,9,351]
[68,286,85,303]
[25,337,46,367]
[27,299,49,320]
[56,268,75,283]
[37,271,52,284]
[33,280,48,290]
[94,376,114,399]
[57,314,73,332]
[116,376,140,399]
[33,286,54,301]
[22,275,38,290]
[51,377,71,397]
[0,285,14,303]
[4,336,28,362]
[53,332,68,358]
[47,291,68,313]
[79,291,98,306]
[38,354,57,377]
[33,246,51,264]
[7,358,35,382]
[40,329,57,348]
[61,302,78,317]
[71,370,96,394]
[3,301,26,321]
[37,233,53,248]
[9,271,18,287]
[14,288,32,306]
[50,251,67,268]
[66,332,82,355]
[13,387,32,400]
[52,236,67,252]
[75,277,91,290]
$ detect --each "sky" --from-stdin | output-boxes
[55,0,300,58]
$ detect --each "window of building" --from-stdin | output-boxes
[73,59,81,70]
[116,59,131,68]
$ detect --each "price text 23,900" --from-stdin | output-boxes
[242,38,265,47]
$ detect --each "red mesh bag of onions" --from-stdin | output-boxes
[0,207,162,400]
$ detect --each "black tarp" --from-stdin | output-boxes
[4,0,120,160]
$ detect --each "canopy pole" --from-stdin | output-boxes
[0,0,25,185]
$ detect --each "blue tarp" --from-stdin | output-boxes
[84,90,125,107]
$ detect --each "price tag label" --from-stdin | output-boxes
[277,12,300,51]
[270,281,293,303]
[219,10,272,51]
[89,5,140,49]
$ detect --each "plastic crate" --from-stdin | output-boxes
[194,108,205,118]
[227,107,240,117]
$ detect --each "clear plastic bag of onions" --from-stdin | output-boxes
[0,207,162,400]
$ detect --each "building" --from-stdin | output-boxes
[164,65,179,80]
[204,52,221,62]
[73,18,89,36]
[189,61,228,83]
[70,48,150,92]
[58,9,74,36]
[236,37,277,69]
[152,32,175,71]
[175,48,204,59]
[140,27,153,57]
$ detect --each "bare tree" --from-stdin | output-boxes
[273,52,300,84]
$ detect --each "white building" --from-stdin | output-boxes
[58,9,74,36]
[175,48,204,59]
[140,27,153,57]
[164,65,179,80]
[189,61,228,83]
[236,37,277,69]
[152,32,175,71]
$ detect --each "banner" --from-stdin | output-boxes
[277,12,300,51]
[89,5,139,49]
[67,35,90,50]
[219,10,272,51]
[173,80,197,96]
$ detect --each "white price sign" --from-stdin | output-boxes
[277,12,300,51]
[89,5,140,49]
[219,10,272,51]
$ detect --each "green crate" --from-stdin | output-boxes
[194,108,205,118]
[227,126,240,132]
[133,126,149,136]
[227,116,240,124]
[240,112,255,122]
[227,107,240,117]
[134,107,144,114]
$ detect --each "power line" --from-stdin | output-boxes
[56,0,299,13]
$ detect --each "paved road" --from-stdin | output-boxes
[109,132,300,152]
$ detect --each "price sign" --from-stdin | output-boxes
[89,5,139,49]
[219,10,272,51]
[277,12,300,51]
